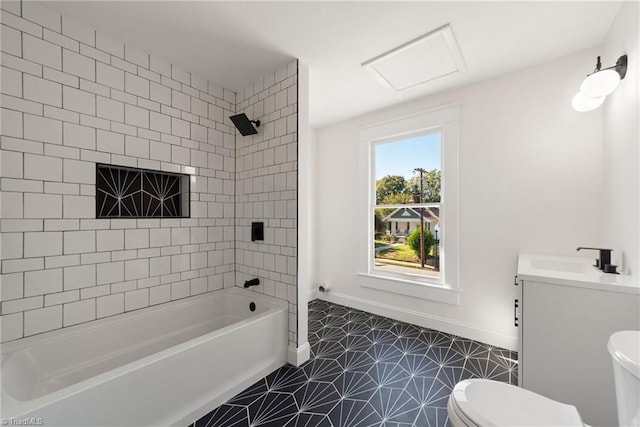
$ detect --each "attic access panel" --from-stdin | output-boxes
[362,24,465,91]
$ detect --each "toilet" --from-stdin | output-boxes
[447,330,640,427]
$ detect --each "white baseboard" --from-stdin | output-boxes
[287,342,310,366]
[318,291,518,351]
[308,288,319,301]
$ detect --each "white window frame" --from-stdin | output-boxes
[357,105,460,305]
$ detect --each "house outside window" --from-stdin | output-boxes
[357,105,459,304]
[373,134,442,282]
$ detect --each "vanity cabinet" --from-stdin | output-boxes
[516,254,640,427]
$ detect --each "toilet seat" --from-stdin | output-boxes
[448,379,584,427]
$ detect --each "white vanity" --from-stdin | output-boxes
[516,253,640,426]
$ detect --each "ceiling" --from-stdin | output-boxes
[41,1,621,127]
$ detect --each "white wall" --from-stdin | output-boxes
[601,1,639,279]
[313,49,604,349]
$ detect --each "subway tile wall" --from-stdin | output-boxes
[0,2,240,342]
[235,61,298,348]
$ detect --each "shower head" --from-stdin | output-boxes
[229,113,260,136]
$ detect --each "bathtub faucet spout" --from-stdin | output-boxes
[244,278,260,288]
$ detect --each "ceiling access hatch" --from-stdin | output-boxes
[362,24,465,91]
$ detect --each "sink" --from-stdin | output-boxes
[529,258,595,274]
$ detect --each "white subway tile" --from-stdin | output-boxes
[63,299,95,326]
[23,34,61,70]
[1,232,22,259]
[62,86,95,115]
[149,256,171,276]
[63,230,95,254]
[124,288,148,311]
[63,123,95,150]
[62,49,95,81]
[96,293,124,318]
[171,254,189,273]
[61,16,95,46]
[24,232,62,257]
[96,32,123,58]
[125,73,149,98]
[0,273,23,301]
[79,44,110,64]
[1,257,44,274]
[63,159,94,185]
[1,65,22,97]
[44,219,79,232]
[171,280,190,300]
[1,312,23,342]
[125,258,148,280]
[24,114,62,145]
[125,229,149,250]
[191,123,207,143]
[124,103,149,128]
[24,268,63,296]
[124,135,149,158]
[23,153,61,181]
[44,182,78,195]
[1,151,22,178]
[63,264,95,290]
[44,254,79,269]
[44,289,78,306]
[149,141,171,162]
[96,96,124,122]
[96,130,124,154]
[149,284,170,305]
[43,67,78,88]
[80,114,109,131]
[149,81,171,105]
[42,28,79,53]
[63,195,94,218]
[1,23,21,56]
[171,90,190,112]
[24,305,61,336]
[96,230,124,251]
[171,145,189,164]
[149,111,170,134]
[96,261,124,285]
[21,3,59,31]
[0,108,22,138]
[21,196,54,226]
[1,294,42,314]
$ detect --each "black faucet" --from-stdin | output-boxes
[576,247,613,271]
[244,278,260,288]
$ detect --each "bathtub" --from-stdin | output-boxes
[1,287,288,426]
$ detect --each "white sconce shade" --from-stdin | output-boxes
[572,55,628,112]
[572,92,605,112]
[580,69,621,98]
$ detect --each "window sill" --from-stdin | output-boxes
[357,273,460,305]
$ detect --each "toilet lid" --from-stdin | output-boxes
[451,379,583,427]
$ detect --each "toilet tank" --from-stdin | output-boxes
[608,331,640,427]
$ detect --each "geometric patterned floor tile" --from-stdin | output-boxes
[190,299,518,427]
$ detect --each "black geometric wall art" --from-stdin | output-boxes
[96,163,190,218]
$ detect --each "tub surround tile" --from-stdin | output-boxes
[0,3,298,348]
[192,301,518,427]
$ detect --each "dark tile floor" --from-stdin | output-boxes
[191,299,518,427]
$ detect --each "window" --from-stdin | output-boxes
[373,132,442,282]
[96,164,190,218]
[357,105,459,304]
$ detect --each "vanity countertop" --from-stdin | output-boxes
[517,253,640,294]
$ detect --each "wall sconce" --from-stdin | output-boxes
[572,55,627,112]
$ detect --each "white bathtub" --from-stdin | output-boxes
[1,287,288,426]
